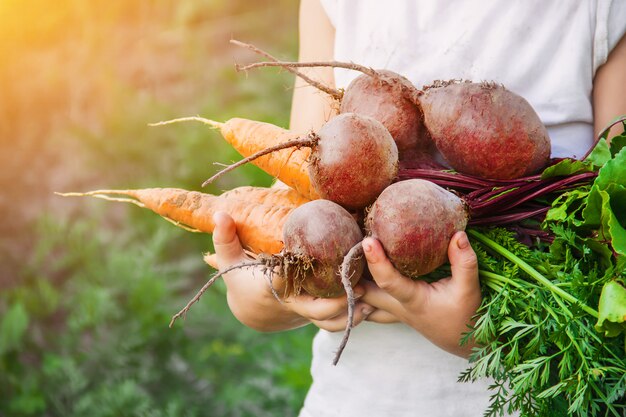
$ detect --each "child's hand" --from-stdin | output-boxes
[212,212,374,333]
[361,231,481,358]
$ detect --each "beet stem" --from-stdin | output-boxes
[236,60,424,105]
[580,115,626,160]
[398,168,493,187]
[397,168,540,193]
[468,206,549,226]
[201,134,318,187]
[333,241,363,366]
[231,40,344,100]
[469,172,595,216]
[238,60,379,78]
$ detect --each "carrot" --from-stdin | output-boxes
[220,185,310,208]
[150,117,320,200]
[57,186,309,254]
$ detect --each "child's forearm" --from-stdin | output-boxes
[593,34,626,138]
[290,0,337,133]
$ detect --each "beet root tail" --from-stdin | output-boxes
[333,241,364,365]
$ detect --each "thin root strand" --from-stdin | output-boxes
[56,191,146,208]
[333,241,364,366]
[201,134,319,187]
[256,254,285,303]
[230,40,343,100]
[236,60,379,78]
[236,60,423,106]
[169,261,263,328]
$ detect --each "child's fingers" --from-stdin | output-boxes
[287,294,350,322]
[212,211,246,267]
[310,302,375,332]
[203,252,219,269]
[364,308,400,324]
[447,231,479,295]
[286,286,365,323]
[359,279,405,318]
[362,237,419,305]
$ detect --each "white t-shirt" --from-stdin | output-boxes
[299,1,626,417]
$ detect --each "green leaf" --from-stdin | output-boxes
[544,188,589,225]
[588,186,626,255]
[616,255,626,275]
[580,148,626,254]
[596,186,626,256]
[8,390,46,415]
[540,159,594,180]
[581,237,614,270]
[584,138,611,167]
[594,146,626,190]
[595,280,626,337]
[609,133,626,157]
[581,184,603,228]
[0,302,29,354]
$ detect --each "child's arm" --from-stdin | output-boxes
[593,34,626,138]
[289,0,337,132]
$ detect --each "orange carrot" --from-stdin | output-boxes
[150,117,320,200]
[220,185,310,208]
[57,186,309,254]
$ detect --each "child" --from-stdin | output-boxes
[213,1,626,415]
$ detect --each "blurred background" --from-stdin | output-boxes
[0,1,318,416]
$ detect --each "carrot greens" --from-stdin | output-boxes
[460,129,626,417]
[464,227,625,417]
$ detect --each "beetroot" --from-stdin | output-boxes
[281,199,365,298]
[340,70,432,159]
[310,113,399,209]
[366,179,468,277]
[418,81,550,179]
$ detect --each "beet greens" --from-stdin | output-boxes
[458,127,626,417]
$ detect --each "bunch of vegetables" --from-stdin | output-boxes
[60,41,626,416]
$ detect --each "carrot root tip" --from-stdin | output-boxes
[148,116,223,129]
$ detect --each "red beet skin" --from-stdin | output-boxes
[282,200,365,298]
[310,113,398,210]
[418,82,550,179]
[340,70,432,159]
[366,179,468,277]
